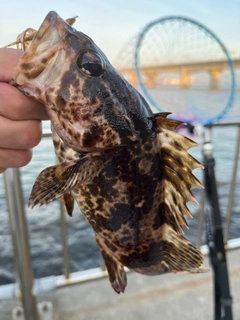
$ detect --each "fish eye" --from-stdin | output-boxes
[77,51,104,77]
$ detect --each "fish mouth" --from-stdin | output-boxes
[13,11,75,97]
[29,11,72,56]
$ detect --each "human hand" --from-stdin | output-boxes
[0,48,49,173]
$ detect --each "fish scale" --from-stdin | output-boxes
[11,11,208,294]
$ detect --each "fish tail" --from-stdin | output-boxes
[162,227,206,273]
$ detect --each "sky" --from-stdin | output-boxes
[1,0,240,64]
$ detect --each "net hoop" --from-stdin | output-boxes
[134,16,235,126]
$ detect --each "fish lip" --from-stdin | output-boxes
[13,11,76,98]
[17,10,75,73]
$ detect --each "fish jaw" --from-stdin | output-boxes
[11,11,85,151]
[12,12,74,97]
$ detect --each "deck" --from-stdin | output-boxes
[0,247,239,320]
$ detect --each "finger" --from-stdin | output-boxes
[0,148,32,171]
[0,48,23,82]
[0,116,42,149]
[0,82,49,121]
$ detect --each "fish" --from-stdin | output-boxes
[12,11,206,294]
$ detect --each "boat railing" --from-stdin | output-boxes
[1,121,240,320]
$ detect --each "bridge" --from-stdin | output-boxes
[117,59,240,89]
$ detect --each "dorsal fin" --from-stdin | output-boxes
[154,112,184,131]
[154,112,203,234]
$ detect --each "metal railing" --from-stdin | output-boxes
[196,122,240,247]
[1,121,240,319]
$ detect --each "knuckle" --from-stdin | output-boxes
[17,149,33,167]
[22,121,42,148]
[0,149,33,170]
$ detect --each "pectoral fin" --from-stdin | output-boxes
[29,157,103,208]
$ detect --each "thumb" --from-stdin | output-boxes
[0,48,23,82]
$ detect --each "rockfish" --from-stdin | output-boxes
[12,11,206,293]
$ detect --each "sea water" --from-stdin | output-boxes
[0,87,239,284]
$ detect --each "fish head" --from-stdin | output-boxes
[13,11,150,152]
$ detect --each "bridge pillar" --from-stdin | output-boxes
[145,71,157,88]
[180,69,190,89]
[209,69,223,90]
[128,72,138,87]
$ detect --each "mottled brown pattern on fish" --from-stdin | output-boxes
[12,11,207,294]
